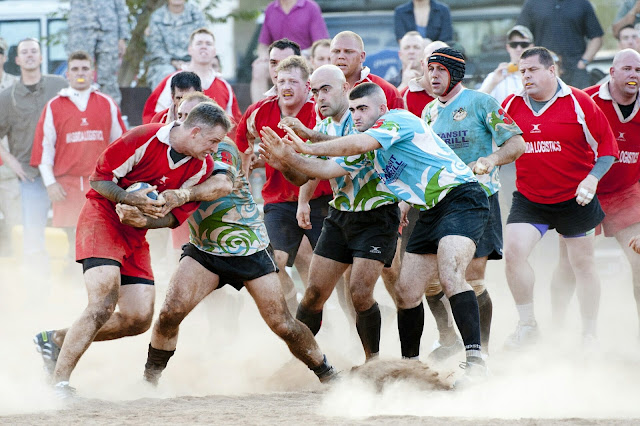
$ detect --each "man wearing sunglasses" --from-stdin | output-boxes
[480,26,534,105]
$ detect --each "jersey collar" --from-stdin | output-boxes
[599,80,640,123]
[408,78,427,93]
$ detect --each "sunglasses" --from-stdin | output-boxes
[509,41,532,49]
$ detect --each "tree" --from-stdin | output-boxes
[119,0,261,87]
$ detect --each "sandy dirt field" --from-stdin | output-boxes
[1,226,640,425]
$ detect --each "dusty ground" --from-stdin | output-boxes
[1,227,640,425]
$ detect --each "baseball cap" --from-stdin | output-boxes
[507,25,533,42]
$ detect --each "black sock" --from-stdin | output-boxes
[449,291,481,357]
[356,302,381,359]
[477,290,493,353]
[144,344,175,384]
[296,304,323,335]
[426,291,456,344]
[397,302,424,358]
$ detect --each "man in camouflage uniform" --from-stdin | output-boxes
[67,0,130,106]
[145,0,206,89]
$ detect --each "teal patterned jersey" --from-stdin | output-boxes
[187,138,270,256]
[363,109,477,210]
[314,112,398,211]
[422,88,522,196]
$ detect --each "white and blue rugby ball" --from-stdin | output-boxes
[125,182,159,200]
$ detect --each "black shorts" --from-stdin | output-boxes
[507,191,605,236]
[80,257,154,286]
[475,193,503,260]
[263,195,331,267]
[406,182,489,255]
[181,243,279,291]
[314,203,400,267]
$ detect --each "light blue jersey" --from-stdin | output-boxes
[422,88,522,195]
[314,112,398,212]
[363,109,477,210]
[188,139,270,256]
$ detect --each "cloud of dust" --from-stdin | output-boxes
[318,232,640,420]
[2,228,640,421]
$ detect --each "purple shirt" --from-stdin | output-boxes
[258,0,329,50]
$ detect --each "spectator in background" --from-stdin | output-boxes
[67,0,130,106]
[0,37,20,256]
[252,0,328,102]
[30,51,126,263]
[309,39,331,70]
[395,31,426,91]
[401,40,447,117]
[617,25,640,52]
[145,0,206,90]
[517,0,603,89]
[257,0,329,55]
[612,0,640,39]
[480,25,534,105]
[0,38,68,272]
[394,0,453,43]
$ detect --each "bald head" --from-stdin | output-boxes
[613,48,640,68]
[423,41,449,60]
[332,31,364,51]
[610,48,640,103]
[311,64,346,85]
[310,64,349,119]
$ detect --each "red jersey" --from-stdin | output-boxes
[150,108,169,124]
[31,88,126,181]
[401,79,435,117]
[584,83,640,195]
[236,96,332,204]
[89,123,213,226]
[355,68,404,110]
[503,80,618,204]
[142,71,242,130]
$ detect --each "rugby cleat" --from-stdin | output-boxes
[34,330,61,378]
[317,365,340,384]
[53,381,77,400]
[143,367,163,386]
[453,358,489,389]
[427,337,464,363]
[504,321,539,351]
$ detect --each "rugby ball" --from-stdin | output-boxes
[125,182,159,200]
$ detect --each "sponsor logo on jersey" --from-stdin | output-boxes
[438,130,470,150]
[619,150,639,164]
[159,175,169,184]
[531,123,541,133]
[617,132,626,142]
[66,130,104,143]
[379,154,407,184]
[524,140,562,153]
[80,117,89,126]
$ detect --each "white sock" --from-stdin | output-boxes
[516,303,536,325]
[582,318,597,337]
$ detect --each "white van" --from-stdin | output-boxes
[0,0,68,76]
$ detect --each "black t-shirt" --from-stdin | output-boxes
[618,102,635,119]
[517,0,604,60]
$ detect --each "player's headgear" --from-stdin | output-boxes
[428,47,466,96]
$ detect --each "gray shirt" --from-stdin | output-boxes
[0,74,68,180]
